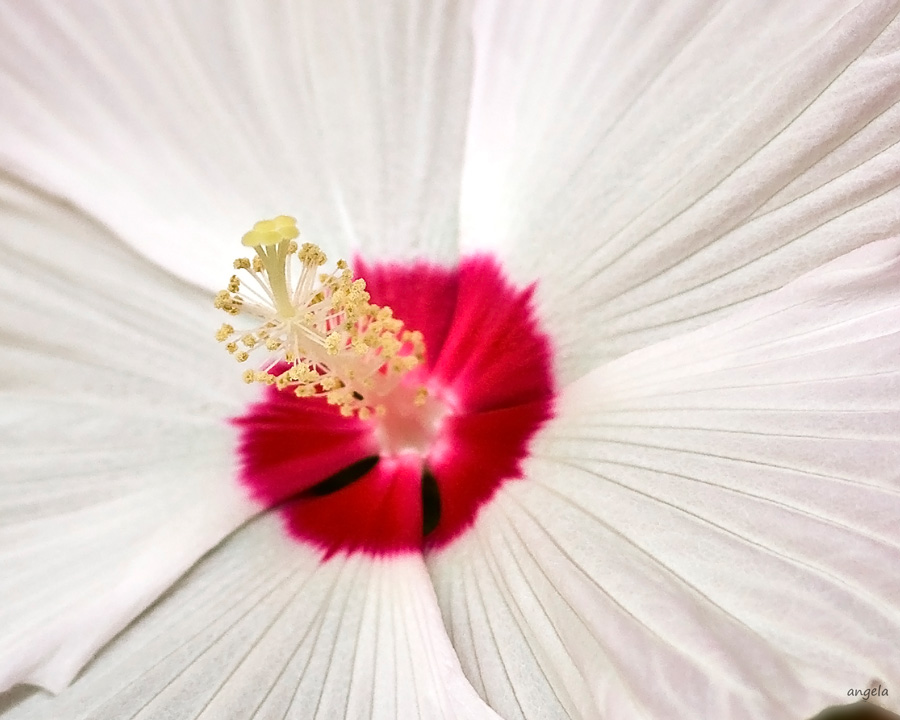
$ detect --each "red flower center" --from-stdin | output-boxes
[233,256,555,556]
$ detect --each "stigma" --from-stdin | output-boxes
[215,216,426,417]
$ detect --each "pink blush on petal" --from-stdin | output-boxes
[430,256,555,415]
[421,257,556,547]
[425,401,553,548]
[233,386,379,507]
[354,258,460,371]
[233,255,555,557]
[284,454,426,558]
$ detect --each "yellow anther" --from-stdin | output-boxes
[320,376,341,391]
[389,356,419,374]
[379,336,401,358]
[235,351,250,362]
[252,256,264,273]
[226,342,238,354]
[298,242,327,266]
[358,407,372,421]
[352,337,369,355]
[242,370,255,384]
[324,332,342,355]
[233,258,251,270]
[242,334,257,348]
[296,366,320,383]
[215,324,234,341]
[228,275,241,293]
[414,387,428,406]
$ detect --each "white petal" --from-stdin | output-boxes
[0,176,258,692]
[0,0,474,290]
[461,0,900,382]
[428,239,900,718]
[0,173,252,410]
[1,517,501,720]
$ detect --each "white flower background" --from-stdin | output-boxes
[1,1,900,718]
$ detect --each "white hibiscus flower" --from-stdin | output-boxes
[2,1,900,719]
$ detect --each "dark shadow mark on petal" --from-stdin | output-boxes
[422,467,441,537]
[300,455,380,498]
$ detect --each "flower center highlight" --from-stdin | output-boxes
[225,217,555,556]
[215,216,426,420]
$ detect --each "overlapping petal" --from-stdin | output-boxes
[0,174,259,692]
[428,238,900,718]
[1,516,500,720]
[0,0,474,290]
[461,0,900,382]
